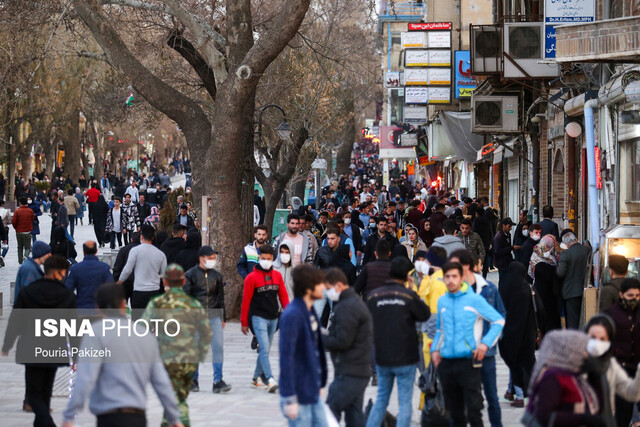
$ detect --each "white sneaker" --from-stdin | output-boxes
[251,377,266,389]
[267,377,278,393]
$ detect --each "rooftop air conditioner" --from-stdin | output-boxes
[470,25,502,74]
[471,95,520,133]
[503,22,559,79]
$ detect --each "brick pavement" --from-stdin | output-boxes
[0,183,526,426]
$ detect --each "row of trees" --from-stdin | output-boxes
[1,0,380,315]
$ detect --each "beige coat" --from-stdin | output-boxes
[401,239,427,261]
[607,358,640,414]
[63,195,80,216]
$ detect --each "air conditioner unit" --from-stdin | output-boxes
[470,25,502,74]
[503,22,559,79]
[471,95,520,133]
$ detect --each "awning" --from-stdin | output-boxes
[439,111,486,163]
[428,120,457,160]
[503,137,517,159]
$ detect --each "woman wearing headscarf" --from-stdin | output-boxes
[400,225,427,261]
[419,219,436,248]
[144,206,160,228]
[524,330,606,426]
[92,195,109,248]
[529,235,562,333]
[74,187,85,226]
[585,314,640,425]
[499,262,538,407]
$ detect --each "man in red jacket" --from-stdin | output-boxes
[12,197,34,264]
[241,244,289,393]
[85,183,101,225]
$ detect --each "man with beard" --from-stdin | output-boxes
[273,214,312,267]
[237,225,269,279]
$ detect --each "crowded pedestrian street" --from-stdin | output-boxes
[2,1,640,427]
[0,187,524,426]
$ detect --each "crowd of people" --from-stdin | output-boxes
[0,138,639,427]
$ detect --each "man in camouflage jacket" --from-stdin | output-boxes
[121,193,141,245]
[142,264,211,427]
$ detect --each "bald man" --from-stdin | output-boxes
[65,241,114,308]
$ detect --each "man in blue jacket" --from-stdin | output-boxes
[431,261,505,427]
[14,241,51,302]
[279,265,328,426]
[450,249,507,424]
[65,241,114,309]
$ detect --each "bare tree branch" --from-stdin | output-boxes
[78,51,108,63]
[166,30,217,100]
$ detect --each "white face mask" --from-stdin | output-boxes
[415,260,430,275]
[560,242,568,250]
[344,218,351,225]
[543,251,552,258]
[522,229,529,237]
[586,338,611,357]
[204,259,217,270]
[280,253,291,264]
[27,199,32,204]
[326,288,340,302]
[259,259,273,270]
[531,234,541,241]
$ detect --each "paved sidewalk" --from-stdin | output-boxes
[0,182,526,426]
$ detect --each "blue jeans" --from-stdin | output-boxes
[67,221,75,239]
[366,364,416,427]
[481,356,502,427]
[253,316,278,380]
[193,316,225,383]
[508,374,524,399]
[281,399,327,427]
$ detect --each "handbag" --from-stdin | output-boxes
[529,283,543,349]
[418,362,448,426]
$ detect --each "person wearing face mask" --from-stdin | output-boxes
[606,279,640,426]
[340,211,362,259]
[2,255,76,427]
[519,223,542,276]
[27,197,42,245]
[513,222,530,264]
[523,330,605,427]
[557,232,591,330]
[273,214,313,267]
[184,246,231,394]
[529,234,562,333]
[585,314,640,425]
[323,268,373,427]
[274,245,294,301]
[241,245,290,392]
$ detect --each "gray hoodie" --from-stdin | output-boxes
[430,235,466,257]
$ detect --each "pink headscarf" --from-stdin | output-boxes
[528,235,557,279]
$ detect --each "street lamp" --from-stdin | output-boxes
[256,104,292,142]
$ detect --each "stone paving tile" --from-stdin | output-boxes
[0,183,526,426]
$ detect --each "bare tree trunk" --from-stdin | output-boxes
[91,121,104,182]
[44,141,57,178]
[63,108,82,183]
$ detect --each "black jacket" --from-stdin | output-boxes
[174,232,201,272]
[518,237,537,270]
[557,242,590,299]
[324,288,373,378]
[606,301,640,370]
[538,218,559,239]
[366,281,430,367]
[354,259,392,296]
[473,212,493,250]
[2,278,76,366]
[175,213,195,229]
[363,232,399,265]
[161,237,186,265]
[314,245,356,286]
[184,265,225,320]
[137,202,151,222]
[492,230,514,270]
[113,241,140,299]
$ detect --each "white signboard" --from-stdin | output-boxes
[405,50,429,67]
[429,50,451,67]
[400,133,419,147]
[428,87,451,103]
[545,0,595,22]
[385,71,401,88]
[405,87,429,104]
[401,32,428,48]
[404,68,429,85]
[404,106,428,123]
[428,31,451,48]
[428,68,451,85]
[311,159,327,169]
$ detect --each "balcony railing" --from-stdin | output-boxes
[380,1,426,22]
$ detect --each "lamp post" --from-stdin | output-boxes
[255,104,293,208]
